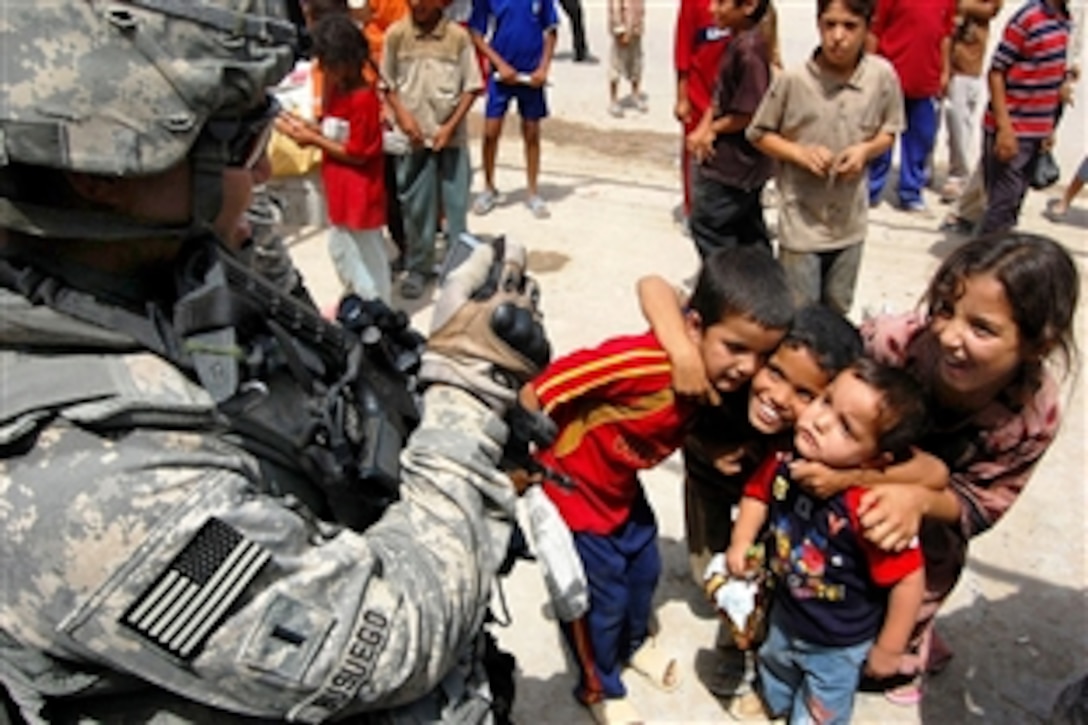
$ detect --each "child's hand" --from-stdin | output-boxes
[432,122,454,152]
[857,485,924,552]
[686,126,715,163]
[399,115,425,147]
[674,96,691,125]
[712,446,745,477]
[494,61,518,84]
[994,126,1018,163]
[275,115,313,145]
[832,144,868,179]
[669,343,718,404]
[793,144,834,177]
[528,67,548,88]
[725,543,751,578]
[864,642,902,679]
[790,459,850,499]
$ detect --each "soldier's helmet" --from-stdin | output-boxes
[0,0,299,178]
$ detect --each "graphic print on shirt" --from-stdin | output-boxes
[768,472,845,602]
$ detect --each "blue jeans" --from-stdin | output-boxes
[869,96,939,207]
[757,613,871,725]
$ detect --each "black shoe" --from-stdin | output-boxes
[573,52,599,64]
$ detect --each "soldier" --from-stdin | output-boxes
[0,1,549,722]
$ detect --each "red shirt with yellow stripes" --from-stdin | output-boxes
[532,332,698,535]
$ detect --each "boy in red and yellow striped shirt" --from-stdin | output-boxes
[519,248,792,724]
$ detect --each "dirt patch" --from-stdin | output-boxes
[527,249,570,273]
[467,115,677,169]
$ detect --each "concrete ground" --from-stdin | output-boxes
[279,5,1088,721]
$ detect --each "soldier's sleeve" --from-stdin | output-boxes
[0,350,515,721]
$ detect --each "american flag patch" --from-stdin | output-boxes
[122,518,270,660]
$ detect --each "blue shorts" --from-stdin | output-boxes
[484,75,548,120]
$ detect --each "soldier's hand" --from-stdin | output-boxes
[421,237,550,412]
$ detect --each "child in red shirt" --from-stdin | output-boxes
[520,248,793,724]
[866,0,957,213]
[278,14,391,303]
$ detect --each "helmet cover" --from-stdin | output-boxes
[0,0,299,176]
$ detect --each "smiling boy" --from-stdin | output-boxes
[521,248,792,725]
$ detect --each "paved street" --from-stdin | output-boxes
[280,4,1087,721]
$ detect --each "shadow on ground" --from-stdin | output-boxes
[919,560,1086,724]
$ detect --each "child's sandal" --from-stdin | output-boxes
[626,638,681,693]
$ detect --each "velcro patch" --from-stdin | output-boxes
[121,518,270,660]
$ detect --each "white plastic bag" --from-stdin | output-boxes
[520,487,588,622]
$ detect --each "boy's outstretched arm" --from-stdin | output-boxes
[636,275,716,403]
[726,496,768,577]
[865,567,924,678]
[791,449,948,498]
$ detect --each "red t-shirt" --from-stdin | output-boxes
[320,86,385,230]
[871,0,957,98]
[533,332,697,535]
[674,0,731,126]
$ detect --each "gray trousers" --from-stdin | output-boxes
[778,243,864,316]
[396,145,471,276]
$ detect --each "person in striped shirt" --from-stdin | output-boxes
[518,248,793,724]
[980,0,1071,233]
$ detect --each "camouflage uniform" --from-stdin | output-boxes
[0,2,545,722]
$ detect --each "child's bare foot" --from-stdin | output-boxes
[1045,197,1070,221]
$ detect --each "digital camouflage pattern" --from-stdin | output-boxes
[0,0,296,175]
[0,289,518,722]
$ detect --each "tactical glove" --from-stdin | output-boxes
[421,236,550,413]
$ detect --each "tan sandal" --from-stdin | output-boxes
[627,639,682,693]
[588,697,643,725]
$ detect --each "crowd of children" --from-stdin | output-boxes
[267,5,1081,721]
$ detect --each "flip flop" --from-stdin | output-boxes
[626,639,681,693]
[884,676,924,706]
[588,697,643,725]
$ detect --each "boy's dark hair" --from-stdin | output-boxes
[847,357,928,461]
[780,304,862,378]
[311,13,368,70]
[817,0,874,22]
[305,0,349,24]
[747,0,772,26]
[688,247,793,332]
